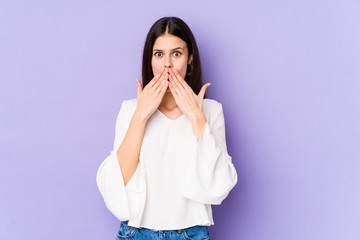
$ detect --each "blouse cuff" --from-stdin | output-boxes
[182,122,237,205]
[110,150,146,193]
[100,151,146,221]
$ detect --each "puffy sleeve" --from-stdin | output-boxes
[182,102,238,205]
[96,100,146,221]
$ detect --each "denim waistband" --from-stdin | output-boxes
[118,220,210,239]
[122,220,192,233]
[149,228,185,233]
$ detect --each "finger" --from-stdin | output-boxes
[149,71,162,88]
[169,80,182,107]
[198,83,211,100]
[150,67,165,87]
[168,80,179,98]
[169,73,184,97]
[170,68,190,91]
[169,69,192,101]
[154,69,168,88]
[169,68,184,91]
[136,78,142,98]
[155,71,169,91]
[157,79,169,97]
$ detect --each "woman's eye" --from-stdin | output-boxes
[154,51,181,57]
[173,51,181,57]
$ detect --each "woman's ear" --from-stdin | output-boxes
[188,54,193,64]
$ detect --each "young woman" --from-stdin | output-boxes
[96,16,238,240]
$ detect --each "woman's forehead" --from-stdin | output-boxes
[153,34,187,50]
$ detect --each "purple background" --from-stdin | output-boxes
[1,0,359,239]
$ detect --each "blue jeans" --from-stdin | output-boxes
[116,220,210,240]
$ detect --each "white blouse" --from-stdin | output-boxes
[96,98,238,230]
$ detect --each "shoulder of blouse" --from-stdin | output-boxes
[203,97,221,108]
[203,97,222,116]
[120,98,137,113]
[123,97,137,106]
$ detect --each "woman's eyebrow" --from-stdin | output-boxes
[153,47,184,51]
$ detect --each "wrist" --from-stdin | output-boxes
[189,108,205,123]
[189,109,207,143]
[133,109,148,125]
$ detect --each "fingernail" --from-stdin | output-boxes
[161,67,164,72]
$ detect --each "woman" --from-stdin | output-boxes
[96,16,238,240]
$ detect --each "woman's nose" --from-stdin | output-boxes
[164,55,172,68]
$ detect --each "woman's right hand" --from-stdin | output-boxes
[135,67,169,122]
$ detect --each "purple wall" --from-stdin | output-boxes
[1,0,359,239]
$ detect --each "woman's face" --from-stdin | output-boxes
[151,34,192,92]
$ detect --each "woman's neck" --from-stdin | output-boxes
[159,92,178,110]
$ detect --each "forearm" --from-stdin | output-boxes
[116,110,147,186]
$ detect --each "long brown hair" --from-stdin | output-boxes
[142,16,206,98]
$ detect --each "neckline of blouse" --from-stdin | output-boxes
[156,108,186,122]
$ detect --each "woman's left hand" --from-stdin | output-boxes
[168,68,211,122]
